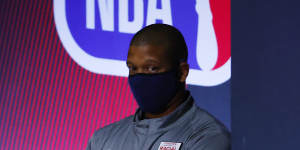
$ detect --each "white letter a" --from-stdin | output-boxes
[119,0,144,33]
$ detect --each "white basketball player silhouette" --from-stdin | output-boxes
[195,0,218,71]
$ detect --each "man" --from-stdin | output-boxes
[86,24,230,150]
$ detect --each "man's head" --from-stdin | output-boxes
[126,24,190,116]
[127,24,189,83]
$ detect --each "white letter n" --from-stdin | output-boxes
[86,0,114,31]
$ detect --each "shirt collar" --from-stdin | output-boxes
[132,91,195,134]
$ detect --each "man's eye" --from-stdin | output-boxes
[147,66,158,72]
[128,66,135,71]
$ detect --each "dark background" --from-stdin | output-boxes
[232,0,300,149]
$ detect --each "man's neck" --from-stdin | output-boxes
[143,90,188,119]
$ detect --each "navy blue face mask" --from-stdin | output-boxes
[128,70,183,114]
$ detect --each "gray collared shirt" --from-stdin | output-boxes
[86,93,230,150]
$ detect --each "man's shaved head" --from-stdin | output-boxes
[130,24,188,65]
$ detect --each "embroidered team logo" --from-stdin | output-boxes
[158,142,182,150]
[53,0,231,86]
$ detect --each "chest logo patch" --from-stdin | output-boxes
[158,142,182,150]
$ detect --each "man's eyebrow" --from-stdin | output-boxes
[144,59,160,64]
[126,59,160,66]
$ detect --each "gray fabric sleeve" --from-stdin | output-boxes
[85,139,92,150]
[186,133,230,150]
[85,134,94,150]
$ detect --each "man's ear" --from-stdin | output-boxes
[178,62,189,82]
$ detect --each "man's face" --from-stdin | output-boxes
[126,45,173,75]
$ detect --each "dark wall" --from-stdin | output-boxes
[232,0,300,149]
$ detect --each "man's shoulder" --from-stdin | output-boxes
[184,103,230,149]
[86,115,134,150]
[90,115,134,143]
[190,104,229,136]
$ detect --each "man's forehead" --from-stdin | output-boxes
[127,44,173,65]
[128,44,169,56]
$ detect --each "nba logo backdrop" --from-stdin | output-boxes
[54,0,230,86]
[0,0,230,149]
[54,0,231,126]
